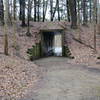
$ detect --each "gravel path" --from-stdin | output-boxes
[23,57,100,100]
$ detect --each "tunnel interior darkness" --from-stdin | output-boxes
[42,31,62,57]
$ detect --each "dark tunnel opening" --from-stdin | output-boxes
[42,31,62,57]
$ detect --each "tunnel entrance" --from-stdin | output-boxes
[41,31,63,57]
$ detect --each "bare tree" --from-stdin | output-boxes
[43,0,48,22]
[19,0,26,26]
[5,0,11,25]
[82,0,88,25]
[69,0,77,29]
[0,0,4,25]
[57,0,60,21]
[13,0,16,20]
[4,0,9,55]
[26,0,32,36]
[50,0,53,21]
[93,0,97,51]
[66,0,70,22]
[34,0,37,21]
[37,0,40,21]
[89,0,92,22]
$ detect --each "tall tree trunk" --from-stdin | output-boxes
[13,0,16,20]
[4,0,9,55]
[93,0,97,51]
[21,0,26,26]
[57,0,60,21]
[19,0,26,26]
[30,0,33,20]
[50,0,59,21]
[52,0,58,21]
[10,0,13,18]
[98,0,100,24]
[89,0,92,22]
[77,0,81,25]
[0,0,4,25]
[26,0,31,36]
[37,0,40,22]
[34,0,37,21]
[66,0,70,22]
[43,0,48,22]
[97,0,100,34]
[96,2,98,24]
[50,0,53,21]
[43,0,45,22]
[19,0,22,20]
[83,0,87,25]
[5,0,11,25]
[69,0,77,29]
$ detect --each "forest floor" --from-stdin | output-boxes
[0,22,100,99]
[0,54,41,99]
[65,23,100,68]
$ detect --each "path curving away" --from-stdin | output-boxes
[23,57,100,100]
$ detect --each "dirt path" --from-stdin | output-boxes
[22,57,100,100]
